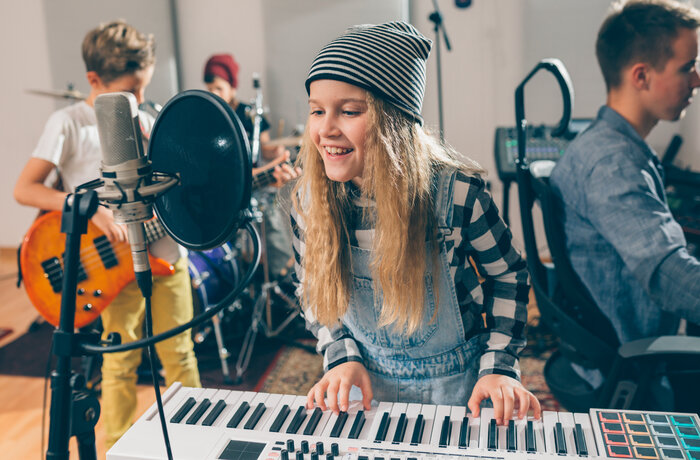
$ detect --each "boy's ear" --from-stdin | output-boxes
[629,62,651,90]
[86,71,103,89]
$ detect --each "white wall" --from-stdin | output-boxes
[3,0,700,248]
[1,0,54,247]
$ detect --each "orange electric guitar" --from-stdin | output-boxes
[20,213,174,328]
[20,159,293,328]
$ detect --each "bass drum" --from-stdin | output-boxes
[187,242,241,345]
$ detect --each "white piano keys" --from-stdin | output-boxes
[515,415,527,451]
[262,393,297,431]
[387,402,407,443]
[403,403,423,445]
[531,414,546,453]
[429,404,452,446]
[467,411,480,449]
[448,405,466,447]
[367,401,393,442]
[574,411,598,457]
[542,410,558,454]
[479,407,494,449]
[559,411,576,455]
[217,390,251,428]
[418,404,437,446]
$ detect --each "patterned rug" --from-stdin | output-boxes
[259,327,561,411]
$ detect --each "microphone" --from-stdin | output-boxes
[94,92,157,294]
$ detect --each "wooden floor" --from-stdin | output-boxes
[0,249,154,460]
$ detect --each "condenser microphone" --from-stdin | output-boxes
[94,92,155,288]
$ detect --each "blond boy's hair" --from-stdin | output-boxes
[82,20,155,83]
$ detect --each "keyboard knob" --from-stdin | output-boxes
[296,451,303,460]
[326,454,334,460]
[316,442,324,455]
[331,443,339,457]
[281,450,289,460]
[301,440,309,453]
[287,440,295,452]
[310,453,318,460]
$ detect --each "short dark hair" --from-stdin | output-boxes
[596,0,700,90]
[82,20,155,83]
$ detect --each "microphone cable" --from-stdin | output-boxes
[143,293,174,460]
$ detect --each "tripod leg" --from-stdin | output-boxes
[233,293,266,384]
[210,313,233,384]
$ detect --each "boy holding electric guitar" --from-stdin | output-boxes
[14,20,202,450]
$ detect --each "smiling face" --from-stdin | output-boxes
[308,79,369,185]
[644,27,700,122]
[206,75,236,105]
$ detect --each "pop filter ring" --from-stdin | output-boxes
[147,89,252,251]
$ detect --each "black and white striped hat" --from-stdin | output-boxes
[305,21,432,125]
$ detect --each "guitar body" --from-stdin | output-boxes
[20,211,175,328]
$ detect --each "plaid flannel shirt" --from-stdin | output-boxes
[290,171,530,380]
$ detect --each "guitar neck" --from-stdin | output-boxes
[252,160,292,190]
[144,219,167,244]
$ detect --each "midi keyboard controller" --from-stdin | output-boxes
[107,383,700,460]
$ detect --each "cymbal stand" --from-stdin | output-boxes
[233,199,310,384]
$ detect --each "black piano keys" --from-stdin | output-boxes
[458,416,470,448]
[244,402,267,430]
[186,398,212,425]
[410,414,425,445]
[286,405,307,434]
[170,397,196,423]
[329,411,348,438]
[270,404,291,432]
[348,411,366,439]
[227,401,251,428]
[202,399,227,426]
[304,408,324,435]
[392,413,408,444]
[438,415,452,447]
[374,412,390,442]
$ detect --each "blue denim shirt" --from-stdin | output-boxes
[550,105,700,343]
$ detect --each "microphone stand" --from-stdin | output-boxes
[250,74,264,165]
[429,0,452,142]
[46,189,110,460]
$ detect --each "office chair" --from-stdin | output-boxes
[516,159,700,412]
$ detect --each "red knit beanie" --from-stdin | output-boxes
[204,53,239,89]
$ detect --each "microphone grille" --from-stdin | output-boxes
[95,92,144,166]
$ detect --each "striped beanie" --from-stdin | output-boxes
[305,21,432,125]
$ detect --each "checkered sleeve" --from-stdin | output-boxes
[290,208,364,372]
[455,173,529,380]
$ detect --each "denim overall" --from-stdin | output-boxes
[343,168,482,406]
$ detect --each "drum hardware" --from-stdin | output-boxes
[25,85,87,101]
[233,201,311,385]
[188,242,243,385]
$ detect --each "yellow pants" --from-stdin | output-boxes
[100,256,201,449]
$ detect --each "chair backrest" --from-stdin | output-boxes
[517,160,620,374]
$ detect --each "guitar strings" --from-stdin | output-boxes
[40,225,168,279]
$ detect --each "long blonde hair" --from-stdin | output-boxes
[293,91,484,334]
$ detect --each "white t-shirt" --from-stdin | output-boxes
[32,101,183,263]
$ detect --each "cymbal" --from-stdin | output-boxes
[267,135,302,147]
[26,88,87,101]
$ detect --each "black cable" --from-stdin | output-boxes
[144,294,174,460]
[81,220,261,355]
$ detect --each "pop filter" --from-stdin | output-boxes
[148,90,252,250]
